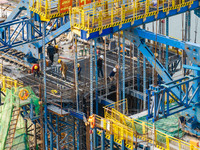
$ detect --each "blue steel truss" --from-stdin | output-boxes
[124,27,200,135]
[147,76,200,122]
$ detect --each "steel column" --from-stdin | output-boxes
[118,31,121,100]
[137,48,140,112]
[42,21,48,150]
[101,130,105,150]
[143,56,146,110]
[90,40,93,150]
[110,134,114,150]
[74,34,80,150]
[94,38,98,114]
[121,140,125,150]
[122,31,125,114]
[49,113,53,150]
[166,17,169,71]
[56,116,59,150]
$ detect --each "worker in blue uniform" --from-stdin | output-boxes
[47,42,55,64]
[97,55,104,78]
[109,67,117,81]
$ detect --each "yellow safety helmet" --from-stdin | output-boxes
[34,65,38,70]
[55,45,58,49]
[58,59,62,64]
[53,24,57,28]
[77,63,80,67]
[48,42,51,45]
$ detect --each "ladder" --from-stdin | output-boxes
[4,107,20,150]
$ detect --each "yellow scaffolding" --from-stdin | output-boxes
[70,0,194,35]
[29,0,70,21]
[102,99,200,150]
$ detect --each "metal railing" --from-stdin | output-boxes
[102,99,200,150]
[70,0,194,33]
[94,114,137,149]
[0,74,23,92]
[29,0,67,21]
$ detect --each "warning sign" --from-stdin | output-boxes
[79,0,91,6]
[60,0,72,13]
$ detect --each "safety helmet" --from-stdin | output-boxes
[48,42,51,45]
[53,24,57,28]
[113,68,117,72]
[55,45,58,49]
[100,55,104,60]
[58,59,62,63]
[34,65,38,70]
[77,63,80,67]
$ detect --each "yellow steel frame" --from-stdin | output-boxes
[29,0,70,21]
[94,114,137,149]
[70,0,194,33]
[101,99,200,150]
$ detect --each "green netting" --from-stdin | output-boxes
[139,110,183,138]
[0,86,40,150]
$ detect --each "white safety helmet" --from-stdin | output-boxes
[100,55,104,60]
[113,68,117,72]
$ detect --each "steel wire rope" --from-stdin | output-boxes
[194,15,198,43]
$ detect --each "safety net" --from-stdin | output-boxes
[0,86,40,150]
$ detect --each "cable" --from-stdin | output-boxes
[194,15,198,43]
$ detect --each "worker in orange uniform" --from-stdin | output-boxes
[32,64,40,78]
[120,44,127,54]
[58,59,68,80]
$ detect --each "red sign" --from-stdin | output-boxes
[79,0,91,6]
[60,0,72,13]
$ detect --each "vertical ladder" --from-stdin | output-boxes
[4,106,20,150]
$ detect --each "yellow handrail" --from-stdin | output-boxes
[71,0,194,33]
[0,74,23,92]
[102,99,200,150]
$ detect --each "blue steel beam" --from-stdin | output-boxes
[135,27,200,66]
[124,29,182,102]
[0,15,70,60]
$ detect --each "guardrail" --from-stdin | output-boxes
[70,0,194,33]
[94,114,137,149]
[0,74,23,92]
[103,100,200,150]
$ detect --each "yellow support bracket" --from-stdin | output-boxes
[166,135,170,150]
[81,9,85,27]
[144,0,149,21]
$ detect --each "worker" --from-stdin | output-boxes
[54,45,59,53]
[31,64,40,78]
[97,55,104,78]
[120,44,127,54]
[108,67,117,81]
[58,59,68,80]
[77,63,82,80]
[47,42,55,64]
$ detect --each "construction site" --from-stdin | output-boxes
[1,0,200,149]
